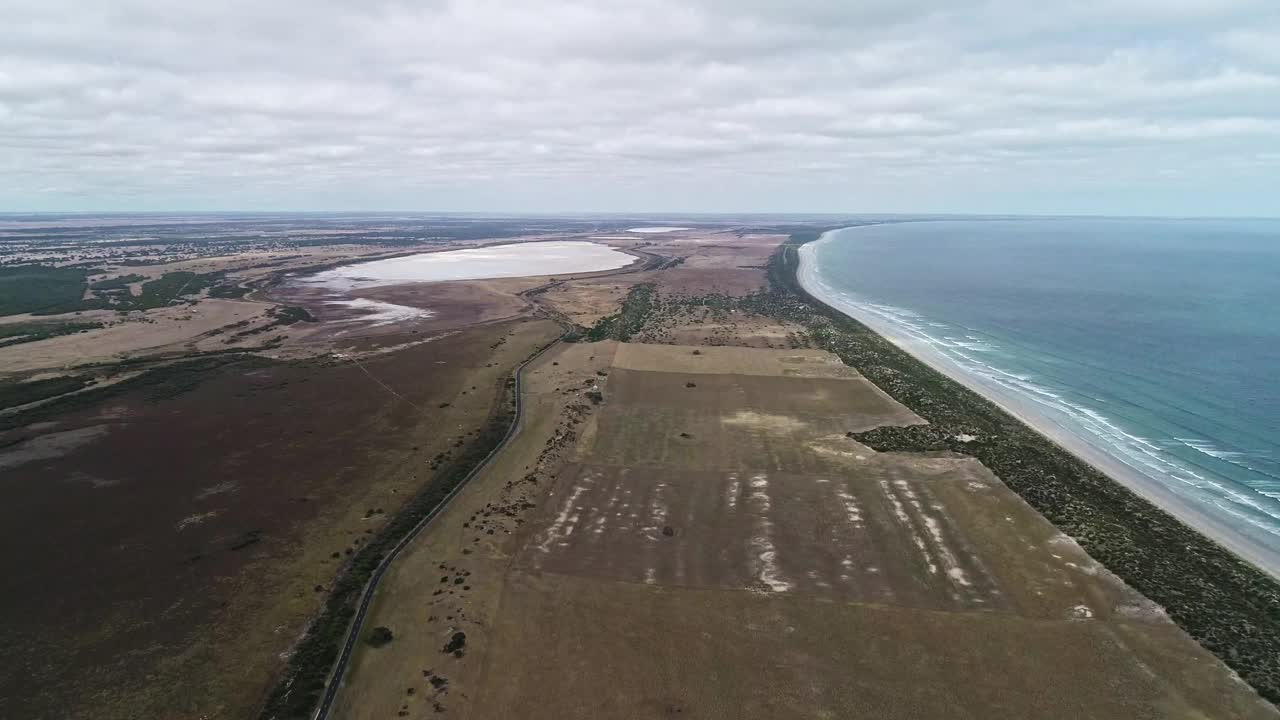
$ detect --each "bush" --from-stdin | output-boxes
[366,626,393,648]
[442,631,466,655]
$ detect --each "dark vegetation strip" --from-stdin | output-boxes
[0,321,103,348]
[0,355,272,432]
[87,273,147,290]
[0,265,87,315]
[729,229,1280,702]
[0,264,251,316]
[584,282,657,341]
[0,374,96,413]
[258,345,548,720]
[278,264,662,719]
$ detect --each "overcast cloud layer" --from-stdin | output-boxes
[3,0,1278,214]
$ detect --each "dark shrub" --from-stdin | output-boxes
[367,626,394,648]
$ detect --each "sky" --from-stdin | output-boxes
[2,0,1278,216]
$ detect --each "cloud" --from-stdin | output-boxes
[1,0,1277,214]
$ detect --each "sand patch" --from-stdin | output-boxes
[176,511,221,531]
[0,425,112,471]
[721,410,809,434]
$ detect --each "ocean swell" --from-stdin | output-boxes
[798,228,1280,574]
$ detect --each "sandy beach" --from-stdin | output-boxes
[798,231,1280,581]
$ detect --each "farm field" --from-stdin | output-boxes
[5,218,1277,720]
[336,341,1275,719]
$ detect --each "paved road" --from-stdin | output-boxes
[306,249,668,720]
[310,325,566,720]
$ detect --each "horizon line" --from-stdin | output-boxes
[3,210,1279,221]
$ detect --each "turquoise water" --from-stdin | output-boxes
[808,218,1280,555]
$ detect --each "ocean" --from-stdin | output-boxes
[801,217,1280,571]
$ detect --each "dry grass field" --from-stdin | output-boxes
[335,338,1277,720]
[327,341,620,719]
[16,222,1260,719]
[0,315,561,720]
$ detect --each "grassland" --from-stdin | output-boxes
[391,338,1269,719]
[0,321,103,349]
[8,220,1277,720]
[258,320,564,720]
[323,341,617,720]
[0,312,563,720]
[333,322,1273,720]
[270,226,1280,720]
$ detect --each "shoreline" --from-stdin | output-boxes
[301,240,636,291]
[797,229,1280,581]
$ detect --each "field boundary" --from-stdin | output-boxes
[264,250,672,720]
[305,321,567,720]
[756,228,1280,704]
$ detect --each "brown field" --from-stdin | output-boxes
[474,572,1258,720]
[0,298,271,373]
[326,340,620,719]
[333,337,1276,720]
[7,224,1275,720]
[0,315,561,720]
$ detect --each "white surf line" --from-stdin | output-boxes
[748,473,791,592]
[800,235,1280,580]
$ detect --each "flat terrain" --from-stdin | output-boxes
[4,218,1276,720]
[0,215,683,718]
[335,336,1275,719]
[0,316,561,720]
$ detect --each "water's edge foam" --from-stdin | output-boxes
[797,228,1280,580]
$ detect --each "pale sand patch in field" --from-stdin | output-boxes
[722,409,811,433]
[0,425,112,471]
